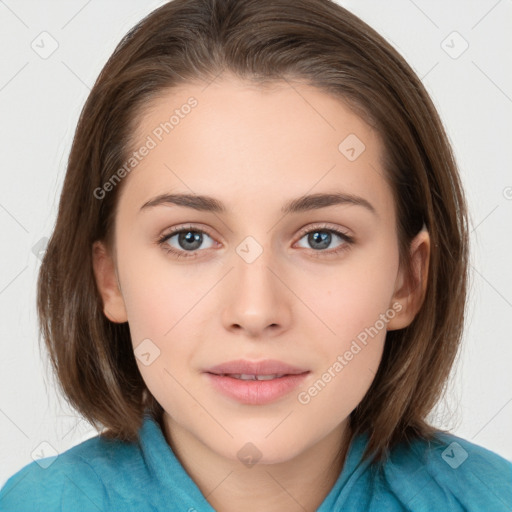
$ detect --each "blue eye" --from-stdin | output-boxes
[296,228,352,254]
[158,226,215,259]
[157,224,354,259]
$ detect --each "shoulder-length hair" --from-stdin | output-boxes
[38,0,468,464]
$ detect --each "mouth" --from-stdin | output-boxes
[214,373,290,381]
[205,358,309,376]
[203,359,310,405]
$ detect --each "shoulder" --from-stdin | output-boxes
[381,431,512,512]
[0,433,142,512]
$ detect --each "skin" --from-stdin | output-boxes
[93,74,429,512]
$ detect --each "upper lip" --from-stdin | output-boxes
[205,359,309,376]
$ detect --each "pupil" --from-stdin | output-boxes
[309,231,330,250]
[179,231,202,250]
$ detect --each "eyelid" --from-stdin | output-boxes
[158,223,217,242]
[294,222,353,242]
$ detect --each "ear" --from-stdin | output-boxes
[92,240,128,323]
[387,228,430,331]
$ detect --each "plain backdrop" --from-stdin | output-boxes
[1,0,511,487]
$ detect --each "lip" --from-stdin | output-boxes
[205,359,308,376]
[203,359,310,405]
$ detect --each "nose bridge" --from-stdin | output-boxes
[222,233,290,334]
[234,233,280,302]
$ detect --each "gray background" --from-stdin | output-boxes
[1,0,511,486]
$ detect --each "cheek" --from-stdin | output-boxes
[292,241,398,410]
[122,279,174,344]
[295,336,384,441]
[303,244,399,345]
[118,251,208,395]
[295,271,394,426]
[121,263,204,422]
[117,243,201,343]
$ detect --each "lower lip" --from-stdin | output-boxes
[204,372,309,405]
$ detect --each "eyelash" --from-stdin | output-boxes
[156,223,354,260]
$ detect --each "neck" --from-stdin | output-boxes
[162,414,351,512]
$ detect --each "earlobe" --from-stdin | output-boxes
[387,229,430,331]
[92,240,128,323]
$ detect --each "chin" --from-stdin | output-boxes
[214,435,310,467]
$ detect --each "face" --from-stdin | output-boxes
[93,74,427,466]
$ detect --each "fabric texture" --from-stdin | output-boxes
[1,413,511,511]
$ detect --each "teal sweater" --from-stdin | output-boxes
[1,413,511,511]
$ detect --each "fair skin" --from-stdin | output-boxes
[93,74,429,512]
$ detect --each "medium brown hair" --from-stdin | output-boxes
[37,0,469,464]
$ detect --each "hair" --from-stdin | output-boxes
[37,0,469,466]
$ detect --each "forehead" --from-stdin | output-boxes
[118,76,393,219]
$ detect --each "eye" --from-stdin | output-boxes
[295,224,354,257]
[157,225,216,259]
[157,223,354,260]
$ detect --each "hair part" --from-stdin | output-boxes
[37,0,469,465]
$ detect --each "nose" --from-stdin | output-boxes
[221,245,292,338]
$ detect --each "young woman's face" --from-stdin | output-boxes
[96,75,421,465]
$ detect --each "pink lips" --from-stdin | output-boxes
[204,359,310,405]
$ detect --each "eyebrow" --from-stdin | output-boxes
[139,191,377,216]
